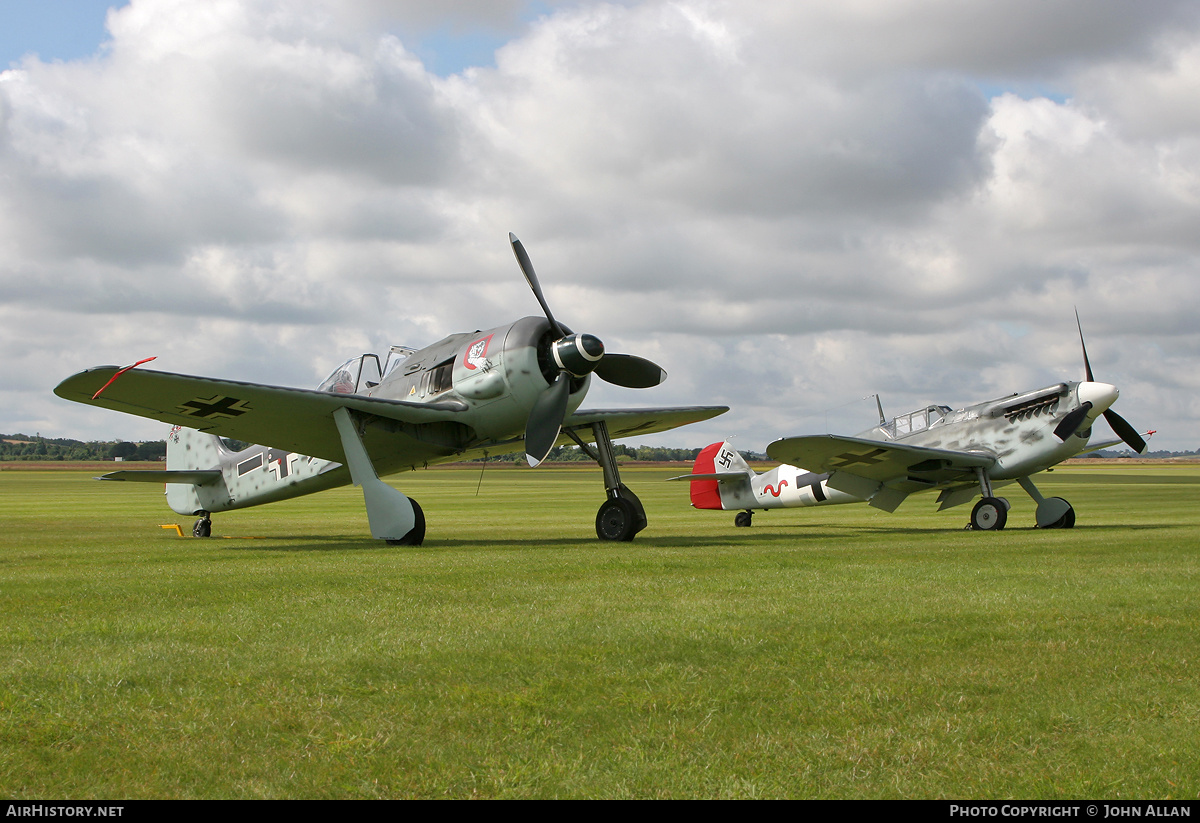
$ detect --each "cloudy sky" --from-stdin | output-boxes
[2,0,1197,454]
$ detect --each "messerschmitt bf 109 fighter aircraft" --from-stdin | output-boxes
[55,234,727,544]
[673,316,1150,531]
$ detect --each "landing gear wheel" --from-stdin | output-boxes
[1041,498,1076,529]
[596,497,638,541]
[192,516,211,538]
[734,511,753,528]
[1034,496,1075,529]
[386,499,426,546]
[970,497,1007,531]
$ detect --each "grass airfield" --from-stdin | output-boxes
[1,463,1198,799]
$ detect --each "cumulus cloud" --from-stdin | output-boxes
[2,0,1197,452]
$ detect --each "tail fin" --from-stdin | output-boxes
[165,425,226,515]
[106,426,345,519]
[687,441,753,510]
[165,425,224,471]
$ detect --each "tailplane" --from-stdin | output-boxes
[101,424,348,527]
[97,425,225,516]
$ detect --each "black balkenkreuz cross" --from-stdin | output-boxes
[178,395,251,419]
[831,448,887,468]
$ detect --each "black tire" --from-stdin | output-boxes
[596,497,638,541]
[970,497,1008,531]
[1043,498,1076,529]
[192,518,211,538]
[734,511,753,528]
[387,499,426,546]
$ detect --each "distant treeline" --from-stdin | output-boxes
[7,431,1191,464]
[470,444,705,463]
[1083,449,1200,459]
[472,445,768,463]
[1,433,166,462]
[0,433,731,464]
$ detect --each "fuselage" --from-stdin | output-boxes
[166,316,589,515]
[694,380,1120,513]
[853,380,1115,481]
[324,315,590,445]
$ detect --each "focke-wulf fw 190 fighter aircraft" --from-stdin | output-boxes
[672,316,1150,531]
[55,234,727,544]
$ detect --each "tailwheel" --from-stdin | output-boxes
[969,497,1007,531]
[386,499,426,546]
[192,514,212,538]
[596,496,639,541]
[734,510,753,528]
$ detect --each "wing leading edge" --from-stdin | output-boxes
[54,366,468,464]
[565,406,728,439]
[766,434,995,480]
[55,368,728,468]
[442,406,731,463]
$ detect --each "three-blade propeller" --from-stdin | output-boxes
[1054,311,1147,453]
[510,233,667,466]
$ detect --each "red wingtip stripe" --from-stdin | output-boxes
[91,357,157,400]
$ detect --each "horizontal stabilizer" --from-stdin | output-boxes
[666,472,753,482]
[98,469,222,484]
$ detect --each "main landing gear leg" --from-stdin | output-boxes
[1018,476,1075,529]
[567,422,647,542]
[968,468,1007,531]
[192,512,212,537]
[333,408,425,545]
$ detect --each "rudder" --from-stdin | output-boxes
[688,441,752,510]
[165,425,225,515]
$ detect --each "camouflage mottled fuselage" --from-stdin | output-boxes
[165,316,588,515]
[695,380,1118,515]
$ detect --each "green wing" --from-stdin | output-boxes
[565,406,729,439]
[55,366,467,464]
[766,434,995,484]
[766,434,997,513]
[56,367,727,470]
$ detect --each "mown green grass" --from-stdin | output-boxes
[1,464,1198,798]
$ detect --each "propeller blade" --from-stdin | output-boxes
[1103,408,1147,454]
[525,371,571,467]
[1074,311,1146,452]
[510,233,565,338]
[594,353,668,389]
[1053,402,1092,441]
[1075,308,1095,383]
